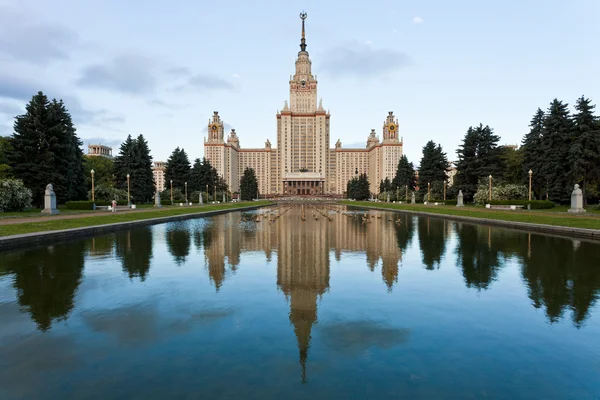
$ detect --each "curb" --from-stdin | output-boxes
[343,204,600,241]
[0,204,272,251]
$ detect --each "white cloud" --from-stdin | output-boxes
[365,40,372,45]
[413,17,424,24]
[392,29,399,34]
[232,73,240,78]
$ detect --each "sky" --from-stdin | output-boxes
[0,0,599,166]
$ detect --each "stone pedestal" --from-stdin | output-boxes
[386,193,390,203]
[41,184,59,214]
[154,191,162,208]
[223,193,226,203]
[411,193,416,204]
[457,190,464,207]
[199,193,203,204]
[568,184,586,213]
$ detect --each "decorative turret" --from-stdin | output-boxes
[335,139,342,149]
[265,139,272,150]
[367,128,380,148]
[227,128,239,148]
[207,111,224,143]
[382,111,400,143]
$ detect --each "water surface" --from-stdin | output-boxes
[1,204,599,399]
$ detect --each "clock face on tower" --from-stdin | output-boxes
[211,124,218,131]
[389,124,396,132]
[301,80,306,87]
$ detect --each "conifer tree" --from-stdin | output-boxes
[113,134,136,194]
[8,92,86,207]
[522,108,545,199]
[240,167,258,200]
[541,99,573,203]
[568,96,600,205]
[132,134,154,202]
[164,147,191,192]
[418,141,448,197]
[392,155,416,193]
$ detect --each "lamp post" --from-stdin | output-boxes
[405,184,408,202]
[90,169,95,202]
[488,175,492,202]
[214,185,216,202]
[528,169,533,201]
[127,173,131,206]
[427,182,431,202]
[443,179,447,201]
[184,182,188,203]
[206,184,209,204]
[170,180,173,205]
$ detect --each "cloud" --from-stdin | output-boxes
[365,40,372,45]
[167,66,191,77]
[232,73,241,79]
[0,74,41,101]
[0,101,23,117]
[148,99,187,110]
[318,320,410,355]
[0,7,78,65]
[188,74,234,90]
[319,42,412,78]
[77,54,157,94]
[392,29,399,34]
[201,122,233,133]
[413,16,424,24]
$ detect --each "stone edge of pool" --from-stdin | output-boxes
[0,204,273,252]
[344,204,600,241]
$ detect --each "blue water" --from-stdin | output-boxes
[1,205,599,399]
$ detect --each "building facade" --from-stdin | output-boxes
[152,161,166,192]
[87,144,113,159]
[204,13,404,196]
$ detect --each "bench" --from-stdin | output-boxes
[485,204,524,210]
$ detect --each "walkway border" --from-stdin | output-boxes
[0,204,271,252]
[344,204,600,241]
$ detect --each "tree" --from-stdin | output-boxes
[541,99,573,204]
[113,134,155,203]
[347,173,370,200]
[522,108,546,199]
[379,177,391,194]
[568,96,600,206]
[392,155,416,194]
[240,167,258,200]
[84,156,114,188]
[0,136,11,178]
[131,134,154,202]
[454,124,503,201]
[8,92,86,207]
[499,145,524,185]
[164,147,191,192]
[418,141,448,197]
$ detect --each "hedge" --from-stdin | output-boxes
[487,200,555,209]
[65,200,112,210]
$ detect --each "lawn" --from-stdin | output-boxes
[0,201,273,237]
[339,201,600,230]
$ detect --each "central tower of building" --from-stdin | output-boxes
[276,12,330,195]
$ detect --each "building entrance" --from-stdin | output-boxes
[284,180,324,195]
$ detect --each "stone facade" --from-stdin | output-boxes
[152,161,166,192]
[204,14,404,196]
[87,144,113,159]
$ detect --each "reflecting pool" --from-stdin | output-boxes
[1,204,599,399]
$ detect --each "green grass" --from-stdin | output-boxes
[339,201,600,230]
[0,201,273,237]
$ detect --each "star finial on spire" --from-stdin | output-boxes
[299,11,307,52]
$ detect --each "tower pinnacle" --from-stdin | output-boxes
[299,11,307,52]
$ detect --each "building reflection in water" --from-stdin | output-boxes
[1,204,599,365]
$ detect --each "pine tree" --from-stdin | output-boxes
[392,155,416,194]
[8,92,86,207]
[164,147,191,192]
[418,141,448,197]
[522,108,545,199]
[113,134,136,197]
[240,167,258,200]
[569,96,600,206]
[131,134,154,202]
[541,99,573,203]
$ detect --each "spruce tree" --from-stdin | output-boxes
[8,92,86,207]
[130,134,154,202]
[541,99,573,203]
[418,141,448,197]
[164,147,191,192]
[239,167,258,200]
[392,155,416,193]
[522,108,545,199]
[113,134,136,196]
[569,96,600,205]
[189,158,204,193]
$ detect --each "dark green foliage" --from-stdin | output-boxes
[455,124,504,201]
[84,155,114,188]
[160,187,185,203]
[392,155,416,192]
[540,99,573,204]
[188,157,226,198]
[347,173,370,200]
[418,141,448,197]
[379,177,391,194]
[164,147,191,192]
[240,167,258,201]
[499,145,524,185]
[522,108,545,199]
[0,136,11,177]
[8,92,87,207]
[65,200,112,210]
[113,134,155,203]
[568,96,600,206]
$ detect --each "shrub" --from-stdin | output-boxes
[65,200,112,210]
[592,203,600,210]
[0,178,33,212]
[474,183,528,205]
[88,183,130,202]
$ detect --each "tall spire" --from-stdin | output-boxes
[299,11,307,52]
